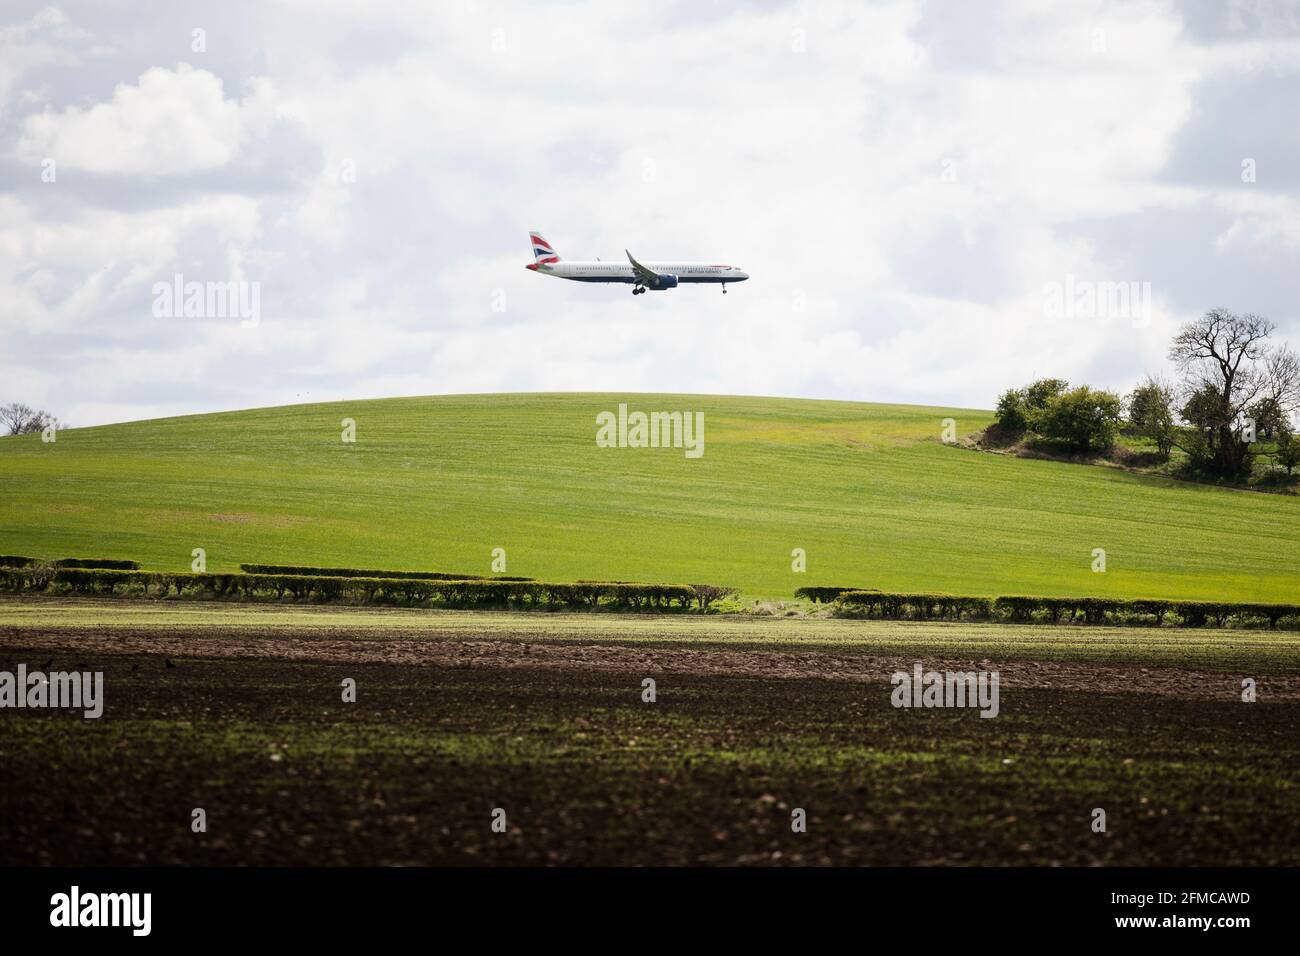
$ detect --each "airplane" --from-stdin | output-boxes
[525,232,748,294]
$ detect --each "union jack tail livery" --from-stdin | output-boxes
[529,232,560,264]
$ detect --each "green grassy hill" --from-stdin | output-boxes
[1,393,1297,601]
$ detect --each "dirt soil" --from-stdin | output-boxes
[3,623,1298,866]
[2,625,1290,700]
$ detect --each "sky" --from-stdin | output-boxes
[2,0,1299,427]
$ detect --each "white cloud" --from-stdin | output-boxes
[0,6,82,114]
[0,192,262,335]
[1213,192,1300,251]
[14,63,275,175]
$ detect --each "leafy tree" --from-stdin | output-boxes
[995,388,1029,431]
[1127,376,1176,459]
[1023,378,1069,410]
[1034,386,1122,452]
[995,378,1070,433]
[1175,385,1223,473]
[1249,396,1289,441]
[1277,432,1300,477]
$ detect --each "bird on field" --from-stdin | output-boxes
[40,657,53,670]
[164,658,177,669]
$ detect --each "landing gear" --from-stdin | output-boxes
[721,283,727,294]
[632,285,644,295]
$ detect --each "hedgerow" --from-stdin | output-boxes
[0,555,139,569]
[4,567,1294,627]
[0,568,703,612]
[833,591,1300,628]
[239,563,533,582]
[837,591,992,620]
[793,586,866,603]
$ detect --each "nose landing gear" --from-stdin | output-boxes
[721,283,727,294]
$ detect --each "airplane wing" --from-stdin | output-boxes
[625,249,662,286]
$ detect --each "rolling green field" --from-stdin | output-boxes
[2,393,1298,601]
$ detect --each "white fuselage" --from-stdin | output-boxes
[531,261,749,284]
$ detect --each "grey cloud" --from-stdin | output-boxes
[1160,69,1300,192]
[2,1,1299,427]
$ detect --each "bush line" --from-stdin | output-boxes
[831,589,1300,629]
[238,563,534,582]
[5,563,1290,626]
[0,556,140,570]
[794,586,875,603]
[0,568,735,612]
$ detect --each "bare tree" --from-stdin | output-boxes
[1168,310,1298,477]
[1261,345,1300,421]
[0,402,61,436]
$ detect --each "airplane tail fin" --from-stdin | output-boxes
[529,231,561,264]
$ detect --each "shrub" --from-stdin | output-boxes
[1127,377,1176,459]
[46,568,139,594]
[1037,597,1075,623]
[1023,378,1070,414]
[706,599,746,614]
[1079,597,1120,624]
[51,558,141,570]
[1034,386,1123,452]
[953,596,994,619]
[1175,601,1209,627]
[0,567,39,591]
[238,564,515,581]
[993,596,1039,623]
[1128,600,1173,626]
[691,584,739,611]
[1241,603,1300,629]
[0,555,35,567]
[836,591,992,621]
[794,586,865,603]
[1276,432,1300,477]
[995,389,1029,432]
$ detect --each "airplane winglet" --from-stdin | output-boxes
[626,249,657,284]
